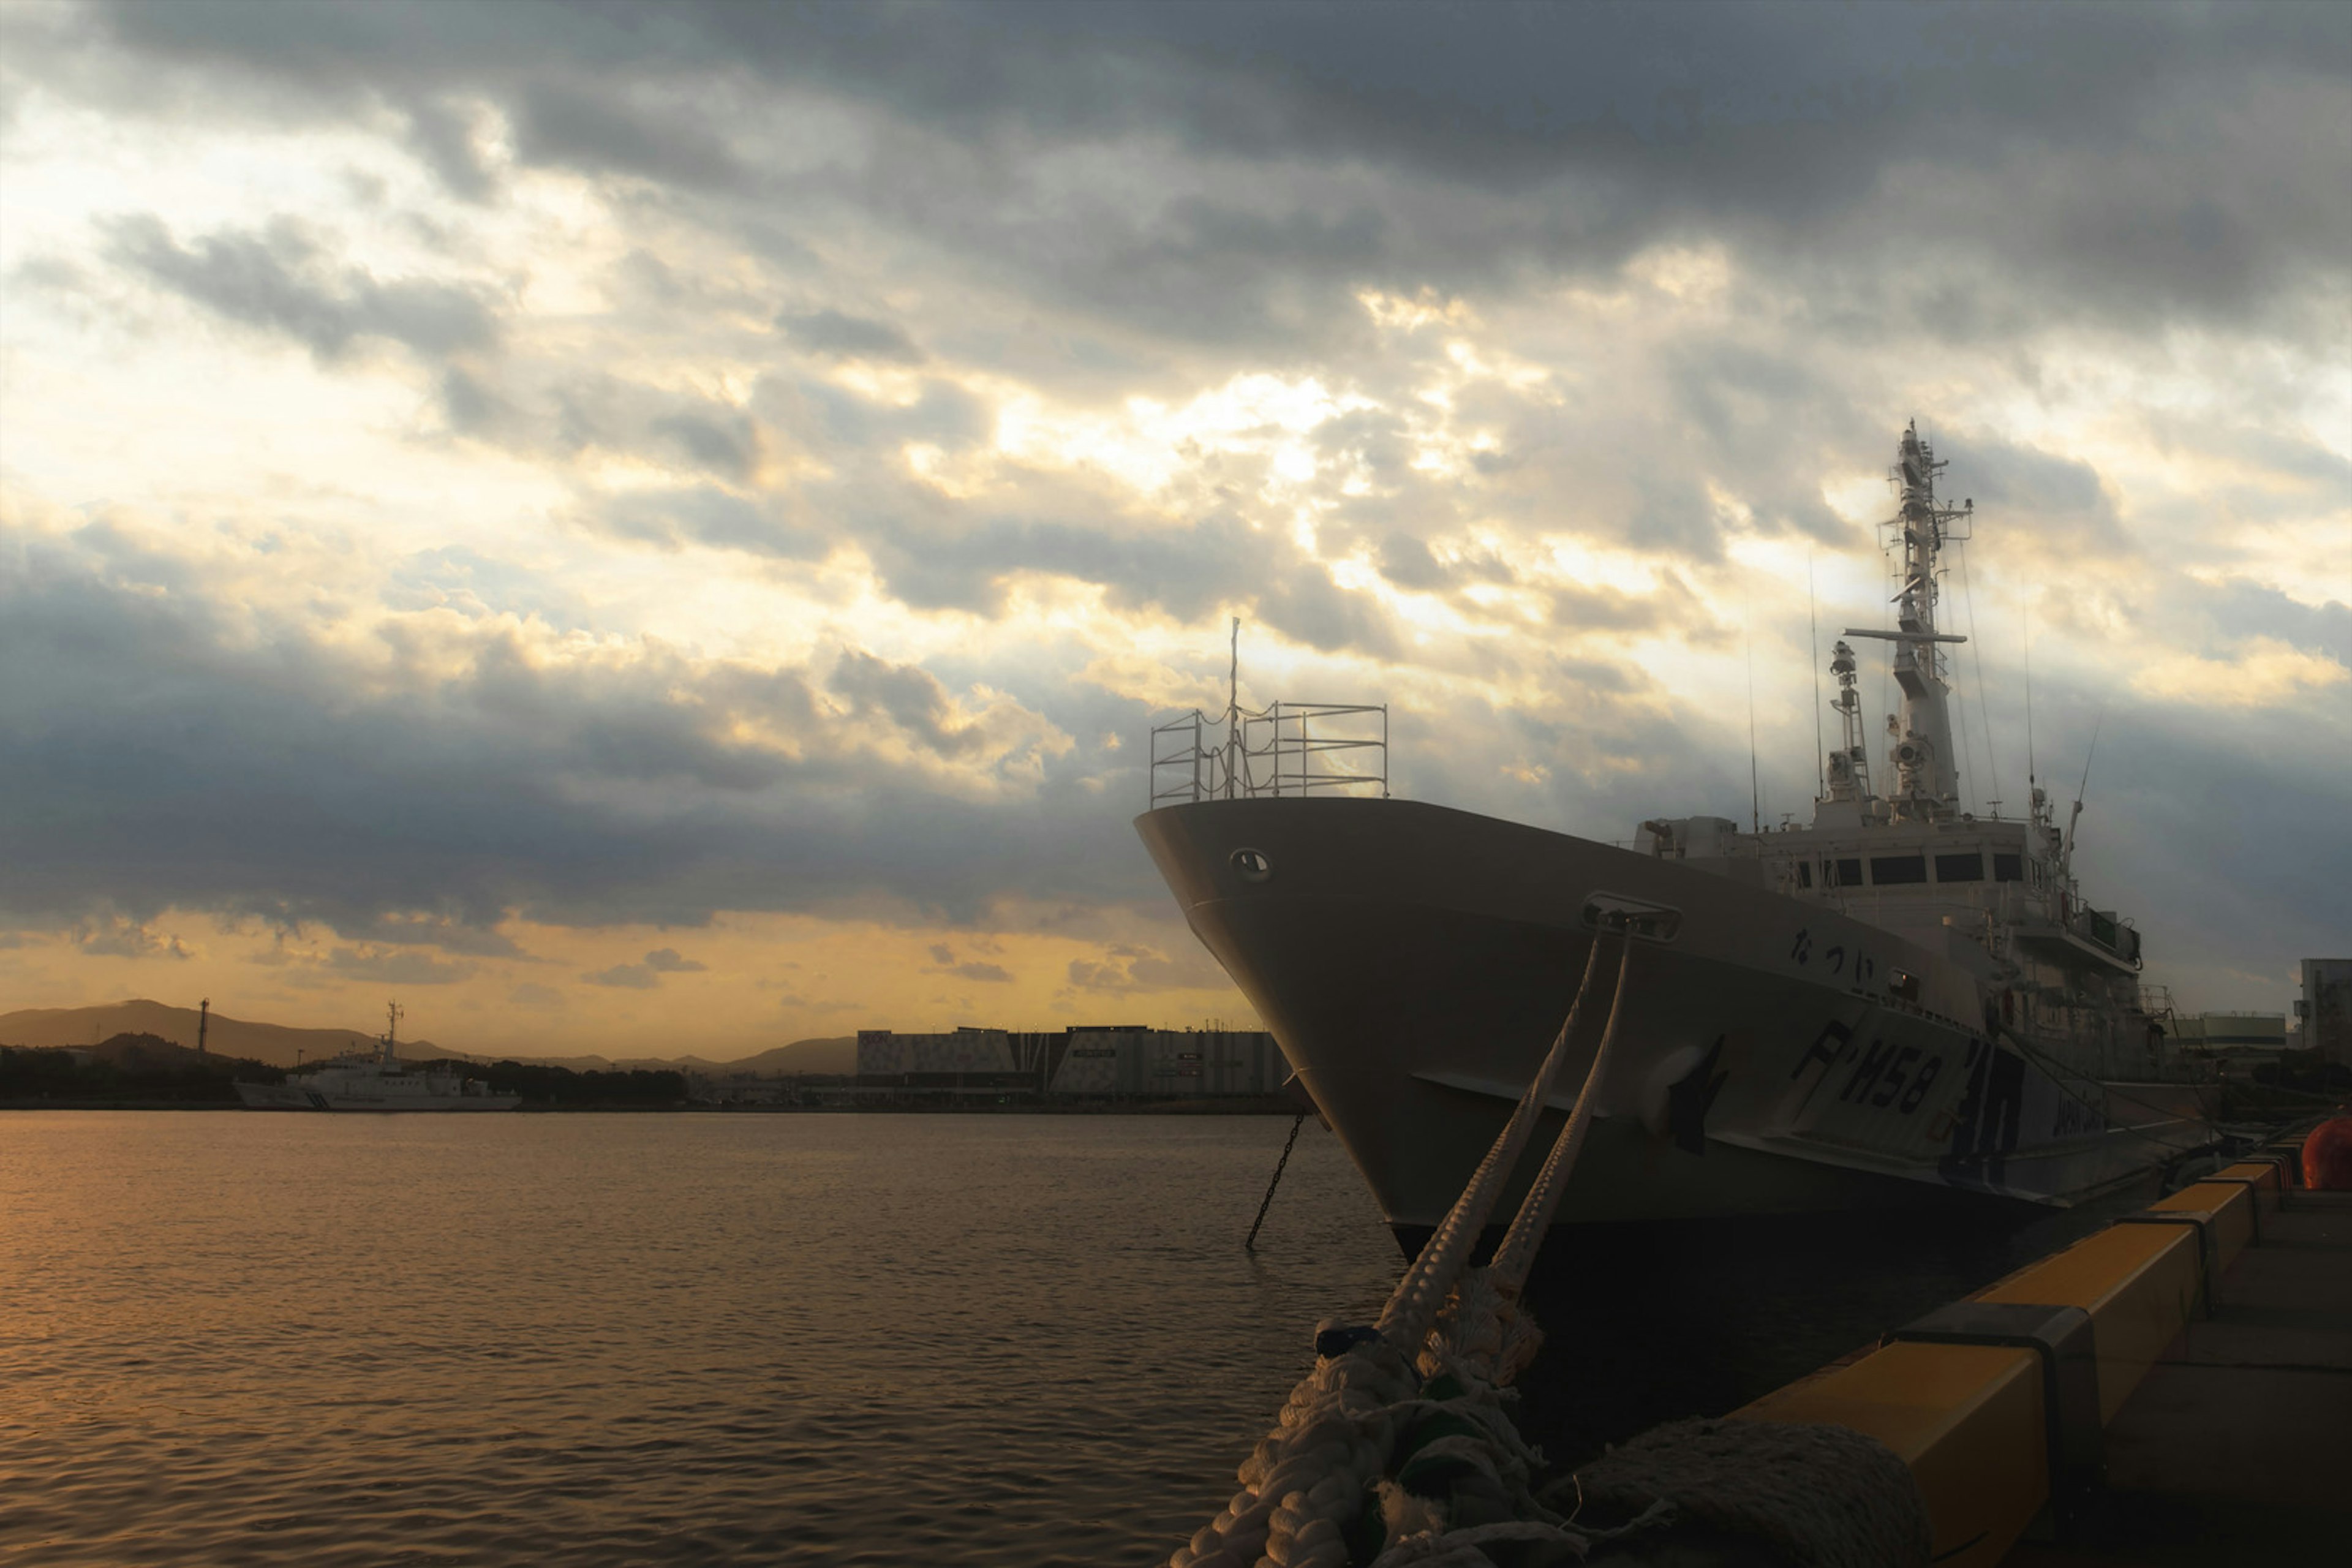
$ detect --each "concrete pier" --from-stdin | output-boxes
[2003,1184,2351,1566]
[1727,1153,2351,1566]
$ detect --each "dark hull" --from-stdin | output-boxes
[1137,796,2209,1231]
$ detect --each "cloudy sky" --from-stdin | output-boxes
[3,0,2346,1057]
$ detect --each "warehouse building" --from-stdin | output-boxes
[853,1024,1289,1098]
[2170,1011,2290,1068]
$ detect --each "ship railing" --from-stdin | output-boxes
[1148,702,1388,806]
[2070,905,2142,966]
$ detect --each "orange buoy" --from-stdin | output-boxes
[2303,1114,2352,1191]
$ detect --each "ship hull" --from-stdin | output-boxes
[1137,797,2208,1237]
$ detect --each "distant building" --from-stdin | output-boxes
[2172,1011,2290,1070]
[853,1025,1290,1098]
[689,1070,792,1106]
[2298,959,2352,1065]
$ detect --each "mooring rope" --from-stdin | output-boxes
[1170,925,1632,1568]
[1487,932,1638,1300]
[1410,932,1640,1400]
[1376,932,1616,1355]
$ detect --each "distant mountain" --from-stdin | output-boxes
[706,1036,856,1076]
[85,1031,236,1072]
[0,1001,854,1075]
[0,1000,409,1068]
[426,1037,857,1074]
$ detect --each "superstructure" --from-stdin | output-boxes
[1136,425,2206,1244]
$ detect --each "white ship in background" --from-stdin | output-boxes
[236,1003,518,1112]
[1137,424,2211,1246]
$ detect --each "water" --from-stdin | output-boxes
[0,1112,2159,1566]
[1,1112,1401,1567]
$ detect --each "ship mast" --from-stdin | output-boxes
[1822,639,1874,804]
[1843,421,1970,823]
[382,1000,403,1067]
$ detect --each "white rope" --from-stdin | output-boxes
[1167,1329,1421,1568]
[1172,922,1935,1566]
[1487,933,1638,1298]
[1171,929,1635,1568]
[1376,933,1615,1353]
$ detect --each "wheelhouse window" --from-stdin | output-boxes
[1831,857,1863,888]
[1993,853,2025,883]
[1869,854,1928,885]
[1795,862,1813,888]
[1934,852,1985,883]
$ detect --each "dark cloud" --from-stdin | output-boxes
[1376,533,1448,592]
[1951,432,2126,557]
[78,920,190,960]
[327,947,479,984]
[581,961,659,989]
[847,488,1266,619]
[1258,562,1398,657]
[1066,944,1226,994]
[8,1,2346,1018]
[0,524,1118,943]
[828,650,985,756]
[2071,696,2352,1001]
[589,486,823,557]
[643,947,706,973]
[2177,579,2351,666]
[511,78,741,188]
[334,913,530,957]
[1548,579,1690,636]
[780,307,925,364]
[440,366,512,435]
[106,214,497,362]
[64,0,2351,341]
[753,372,991,461]
[404,97,496,200]
[648,409,763,483]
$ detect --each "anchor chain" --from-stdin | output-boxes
[1247,1110,1312,1251]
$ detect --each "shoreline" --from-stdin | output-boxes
[0,1096,1306,1115]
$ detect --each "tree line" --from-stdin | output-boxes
[0,1036,687,1107]
[0,1035,285,1102]
[458,1060,688,1105]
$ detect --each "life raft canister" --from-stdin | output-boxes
[2302,1113,2352,1192]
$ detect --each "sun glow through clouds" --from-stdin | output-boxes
[1,3,2343,1044]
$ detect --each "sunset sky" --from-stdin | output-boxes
[3,1,2346,1059]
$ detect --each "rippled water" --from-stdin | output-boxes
[1,1111,2160,1566]
[0,1112,1401,1567]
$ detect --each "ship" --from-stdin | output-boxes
[1136,424,2211,1248]
[236,1002,519,1111]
